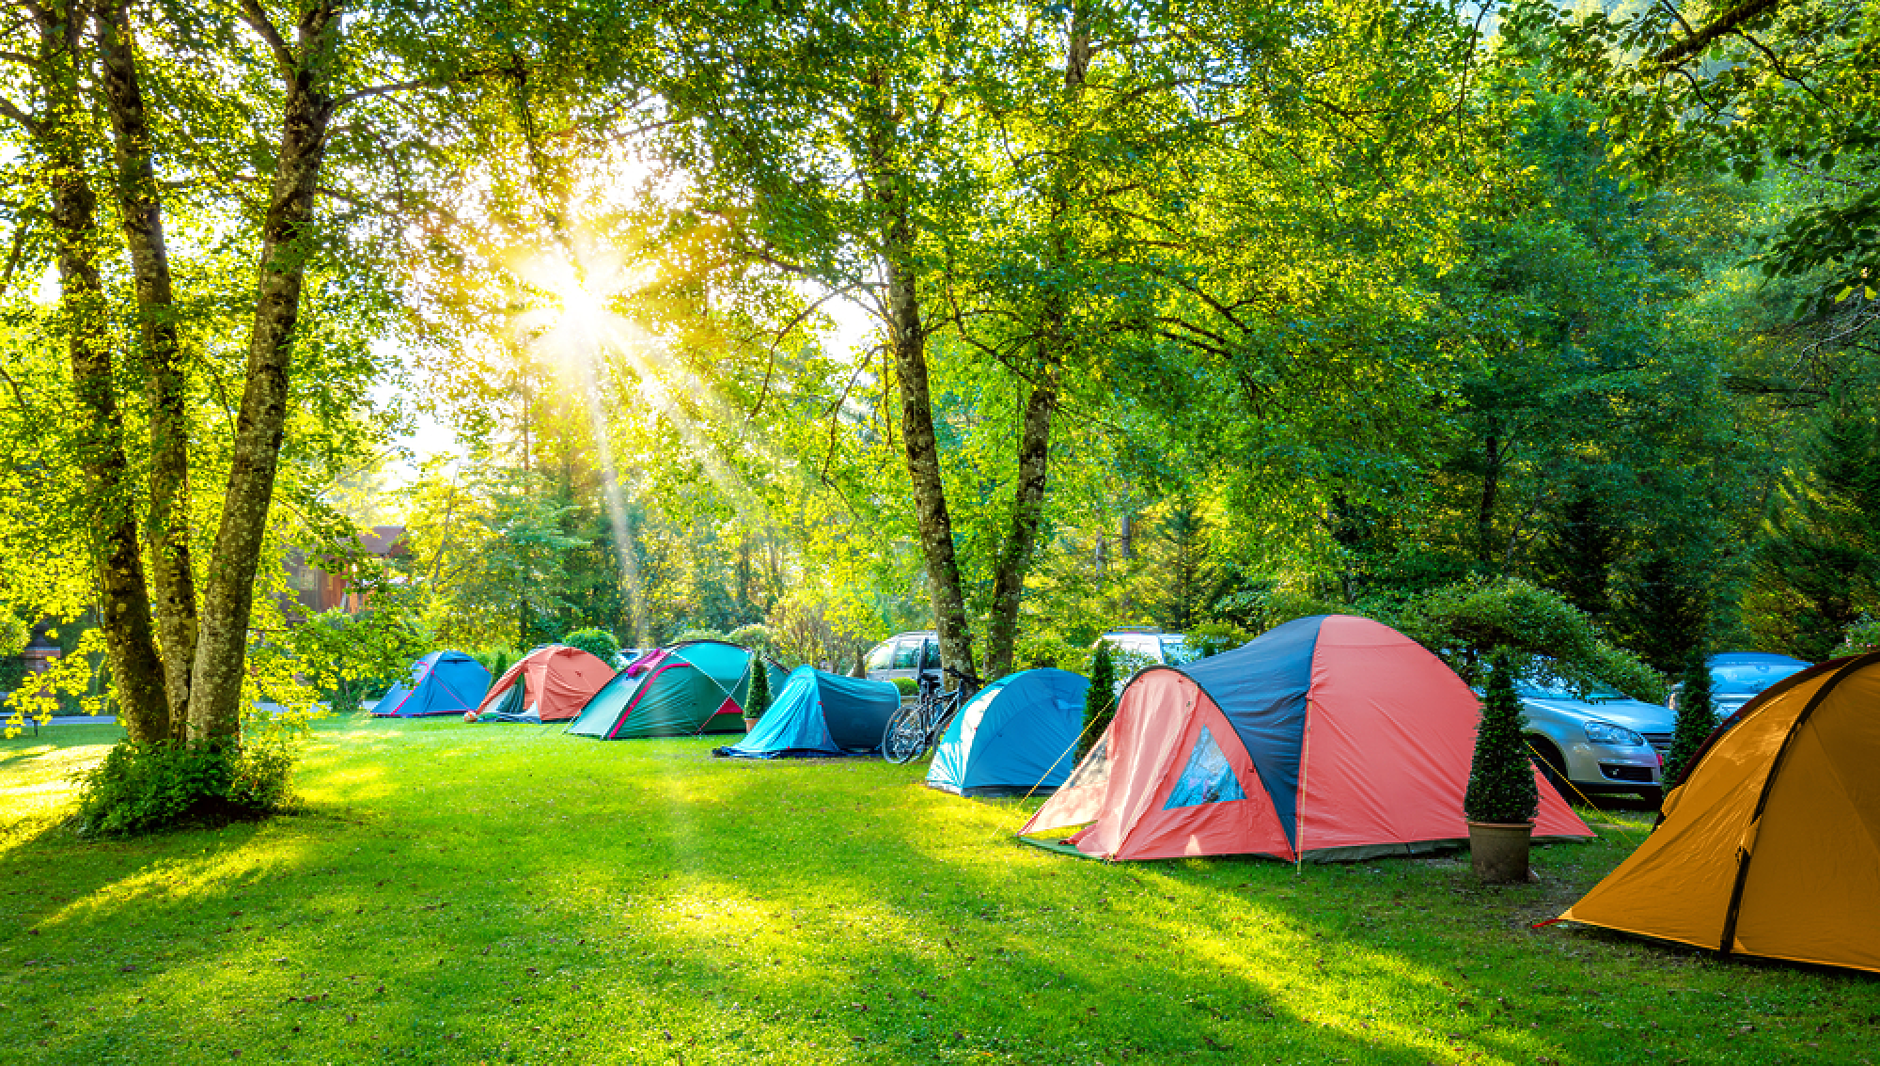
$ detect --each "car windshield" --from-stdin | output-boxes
[1514,677,1629,702]
[1159,637,1198,666]
[1711,662,1807,693]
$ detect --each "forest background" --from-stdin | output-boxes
[2,0,1877,735]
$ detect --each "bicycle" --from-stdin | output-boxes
[882,664,983,764]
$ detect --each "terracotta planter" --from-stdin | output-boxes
[1468,821,1533,883]
[742,716,760,732]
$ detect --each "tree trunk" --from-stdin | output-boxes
[98,0,198,740]
[863,61,976,686]
[1477,429,1501,566]
[36,0,171,742]
[187,1,341,744]
[979,11,1089,679]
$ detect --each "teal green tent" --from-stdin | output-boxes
[566,641,783,739]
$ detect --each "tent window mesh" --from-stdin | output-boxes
[1164,726,1245,809]
[1062,736,1112,792]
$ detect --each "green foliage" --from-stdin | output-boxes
[891,677,920,697]
[561,627,621,663]
[1013,634,1089,674]
[674,628,729,645]
[1464,650,1540,825]
[1400,576,1666,702]
[74,736,297,837]
[1753,402,1880,660]
[289,602,430,715]
[745,657,772,718]
[1664,649,1718,789]
[1186,621,1253,659]
[0,611,25,658]
[471,647,517,680]
[1833,614,1880,658]
[1082,642,1118,760]
[727,624,777,659]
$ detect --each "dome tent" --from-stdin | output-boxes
[926,669,1088,797]
[715,667,901,758]
[469,645,614,724]
[1550,653,1880,973]
[1019,614,1591,862]
[370,651,490,717]
[566,640,786,739]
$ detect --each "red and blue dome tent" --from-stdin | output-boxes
[1019,614,1591,862]
[926,668,1089,797]
[369,650,491,717]
[468,645,615,724]
[566,640,785,739]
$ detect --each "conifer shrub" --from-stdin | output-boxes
[562,627,621,663]
[745,658,773,719]
[1081,641,1118,759]
[1663,648,1718,788]
[1464,650,1539,825]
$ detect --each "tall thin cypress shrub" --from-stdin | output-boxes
[746,659,772,719]
[1082,642,1117,759]
[1663,648,1716,788]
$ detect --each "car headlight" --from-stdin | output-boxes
[1584,720,1645,747]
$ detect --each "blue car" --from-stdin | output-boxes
[1670,652,1813,719]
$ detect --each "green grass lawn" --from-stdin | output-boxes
[2,717,1875,1065]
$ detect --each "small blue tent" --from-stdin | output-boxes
[370,651,491,717]
[926,669,1089,797]
[717,667,901,758]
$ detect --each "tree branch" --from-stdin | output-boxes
[238,0,295,78]
[1653,0,1780,65]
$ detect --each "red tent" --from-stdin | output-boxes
[1021,614,1591,862]
[468,645,615,724]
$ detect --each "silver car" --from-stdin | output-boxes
[862,630,939,685]
[1516,678,1672,803]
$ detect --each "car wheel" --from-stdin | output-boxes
[1527,738,1571,798]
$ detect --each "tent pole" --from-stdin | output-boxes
[1295,709,1312,873]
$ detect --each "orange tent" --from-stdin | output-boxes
[468,645,615,724]
[1554,654,1880,973]
[1020,614,1591,862]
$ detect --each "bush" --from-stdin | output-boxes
[562,627,621,663]
[1014,634,1090,674]
[1833,613,1880,658]
[1464,650,1539,825]
[74,735,297,837]
[1186,621,1253,659]
[892,677,920,697]
[727,624,777,658]
[472,647,518,678]
[1399,575,1667,702]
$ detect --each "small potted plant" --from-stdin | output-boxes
[742,659,772,732]
[1465,648,1540,883]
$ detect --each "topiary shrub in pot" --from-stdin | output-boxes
[1465,648,1540,883]
[742,658,772,731]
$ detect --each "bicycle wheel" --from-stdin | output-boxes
[882,703,929,764]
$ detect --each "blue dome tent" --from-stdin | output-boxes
[716,667,900,758]
[926,669,1088,797]
[369,651,491,718]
